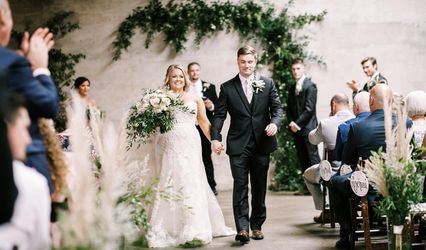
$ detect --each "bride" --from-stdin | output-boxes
[125,64,235,248]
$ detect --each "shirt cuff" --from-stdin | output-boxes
[33,68,51,77]
[209,104,214,112]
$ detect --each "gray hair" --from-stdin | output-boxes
[405,90,426,118]
[354,91,370,112]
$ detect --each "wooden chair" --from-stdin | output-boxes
[319,149,336,228]
[349,160,387,250]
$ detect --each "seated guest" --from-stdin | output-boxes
[405,90,426,147]
[334,92,371,161]
[0,93,51,250]
[304,93,354,223]
[329,84,393,249]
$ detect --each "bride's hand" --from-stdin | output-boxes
[211,140,223,155]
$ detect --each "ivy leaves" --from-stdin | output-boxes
[113,0,326,191]
[112,0,326,60]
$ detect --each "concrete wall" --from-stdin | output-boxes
[10,0,426,190]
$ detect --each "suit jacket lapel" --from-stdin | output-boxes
[232,75,251,113]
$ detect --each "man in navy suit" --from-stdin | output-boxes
[0,0,58,193]
[329,84,393,249]
[211,45,283,243]
[188,62,219,195]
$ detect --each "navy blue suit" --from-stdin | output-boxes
[334,112,371,161]
[330,109,387,237]
[0,46,59,193]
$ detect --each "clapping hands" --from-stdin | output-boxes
[346,80,360,92]
[19,28,55,70]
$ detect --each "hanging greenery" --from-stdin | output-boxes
[113,0,326,191]
[12,11,85,132]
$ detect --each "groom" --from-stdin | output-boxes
[211,45,283,243]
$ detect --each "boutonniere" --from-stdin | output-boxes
[251,79,265,93]
[202,82,211,92]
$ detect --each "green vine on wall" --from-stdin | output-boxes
[113,0,326,191]
[12,11,85,132]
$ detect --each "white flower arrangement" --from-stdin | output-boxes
[251,79,266,93]
[202,82,211,92]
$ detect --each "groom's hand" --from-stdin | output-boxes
[265,123,278,136]
[211,140,224,155]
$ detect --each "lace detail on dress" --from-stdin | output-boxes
[146,101,235,248]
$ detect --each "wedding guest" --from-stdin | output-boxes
[0,83,18,225]
[304,93,354,223]
[188,62,218,195]
[212,45,283,243]
[346,57,388,97]
[0,0,58,193]
[74,76,97,108]
[287,58,320,177]
[330,84,393,249]
[334,92,371,161]
[0,92,51,250]
[405,90,426,147]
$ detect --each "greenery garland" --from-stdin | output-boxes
[12,11,85,132]
[113,0,326,191]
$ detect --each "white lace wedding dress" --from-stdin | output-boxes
[134,101,235,247]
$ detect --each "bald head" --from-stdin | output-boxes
[353,91,370,115]
[330,93,350,115]
[369,84,393,111]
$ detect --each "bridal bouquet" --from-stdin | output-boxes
[126,88,187,147]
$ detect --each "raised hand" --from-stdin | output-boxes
[17,31,30,57]
[26,28,55,70]
[346,80,360,92]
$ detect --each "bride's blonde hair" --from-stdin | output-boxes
[164,64,191,92]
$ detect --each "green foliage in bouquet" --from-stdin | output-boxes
[126,88,191,148]
[113,0,326,191]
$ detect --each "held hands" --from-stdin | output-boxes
[265,123,278,136]
[211,140,224,155]
[20,28,55,70]
[346,80,360,92]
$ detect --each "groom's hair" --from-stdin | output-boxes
[237,45,257,60]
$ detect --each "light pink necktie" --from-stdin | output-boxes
[244,80,253,103]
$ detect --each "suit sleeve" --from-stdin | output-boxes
[8,58,58,119]
[295,84,317,128]
[208,84,218,104]
[308,122,322,145]
[211,84,227,141]
[342,124,358,165]
[268,80,283,128]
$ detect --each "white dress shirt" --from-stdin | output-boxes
[295,75,306,96]
[0,161,51,250]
